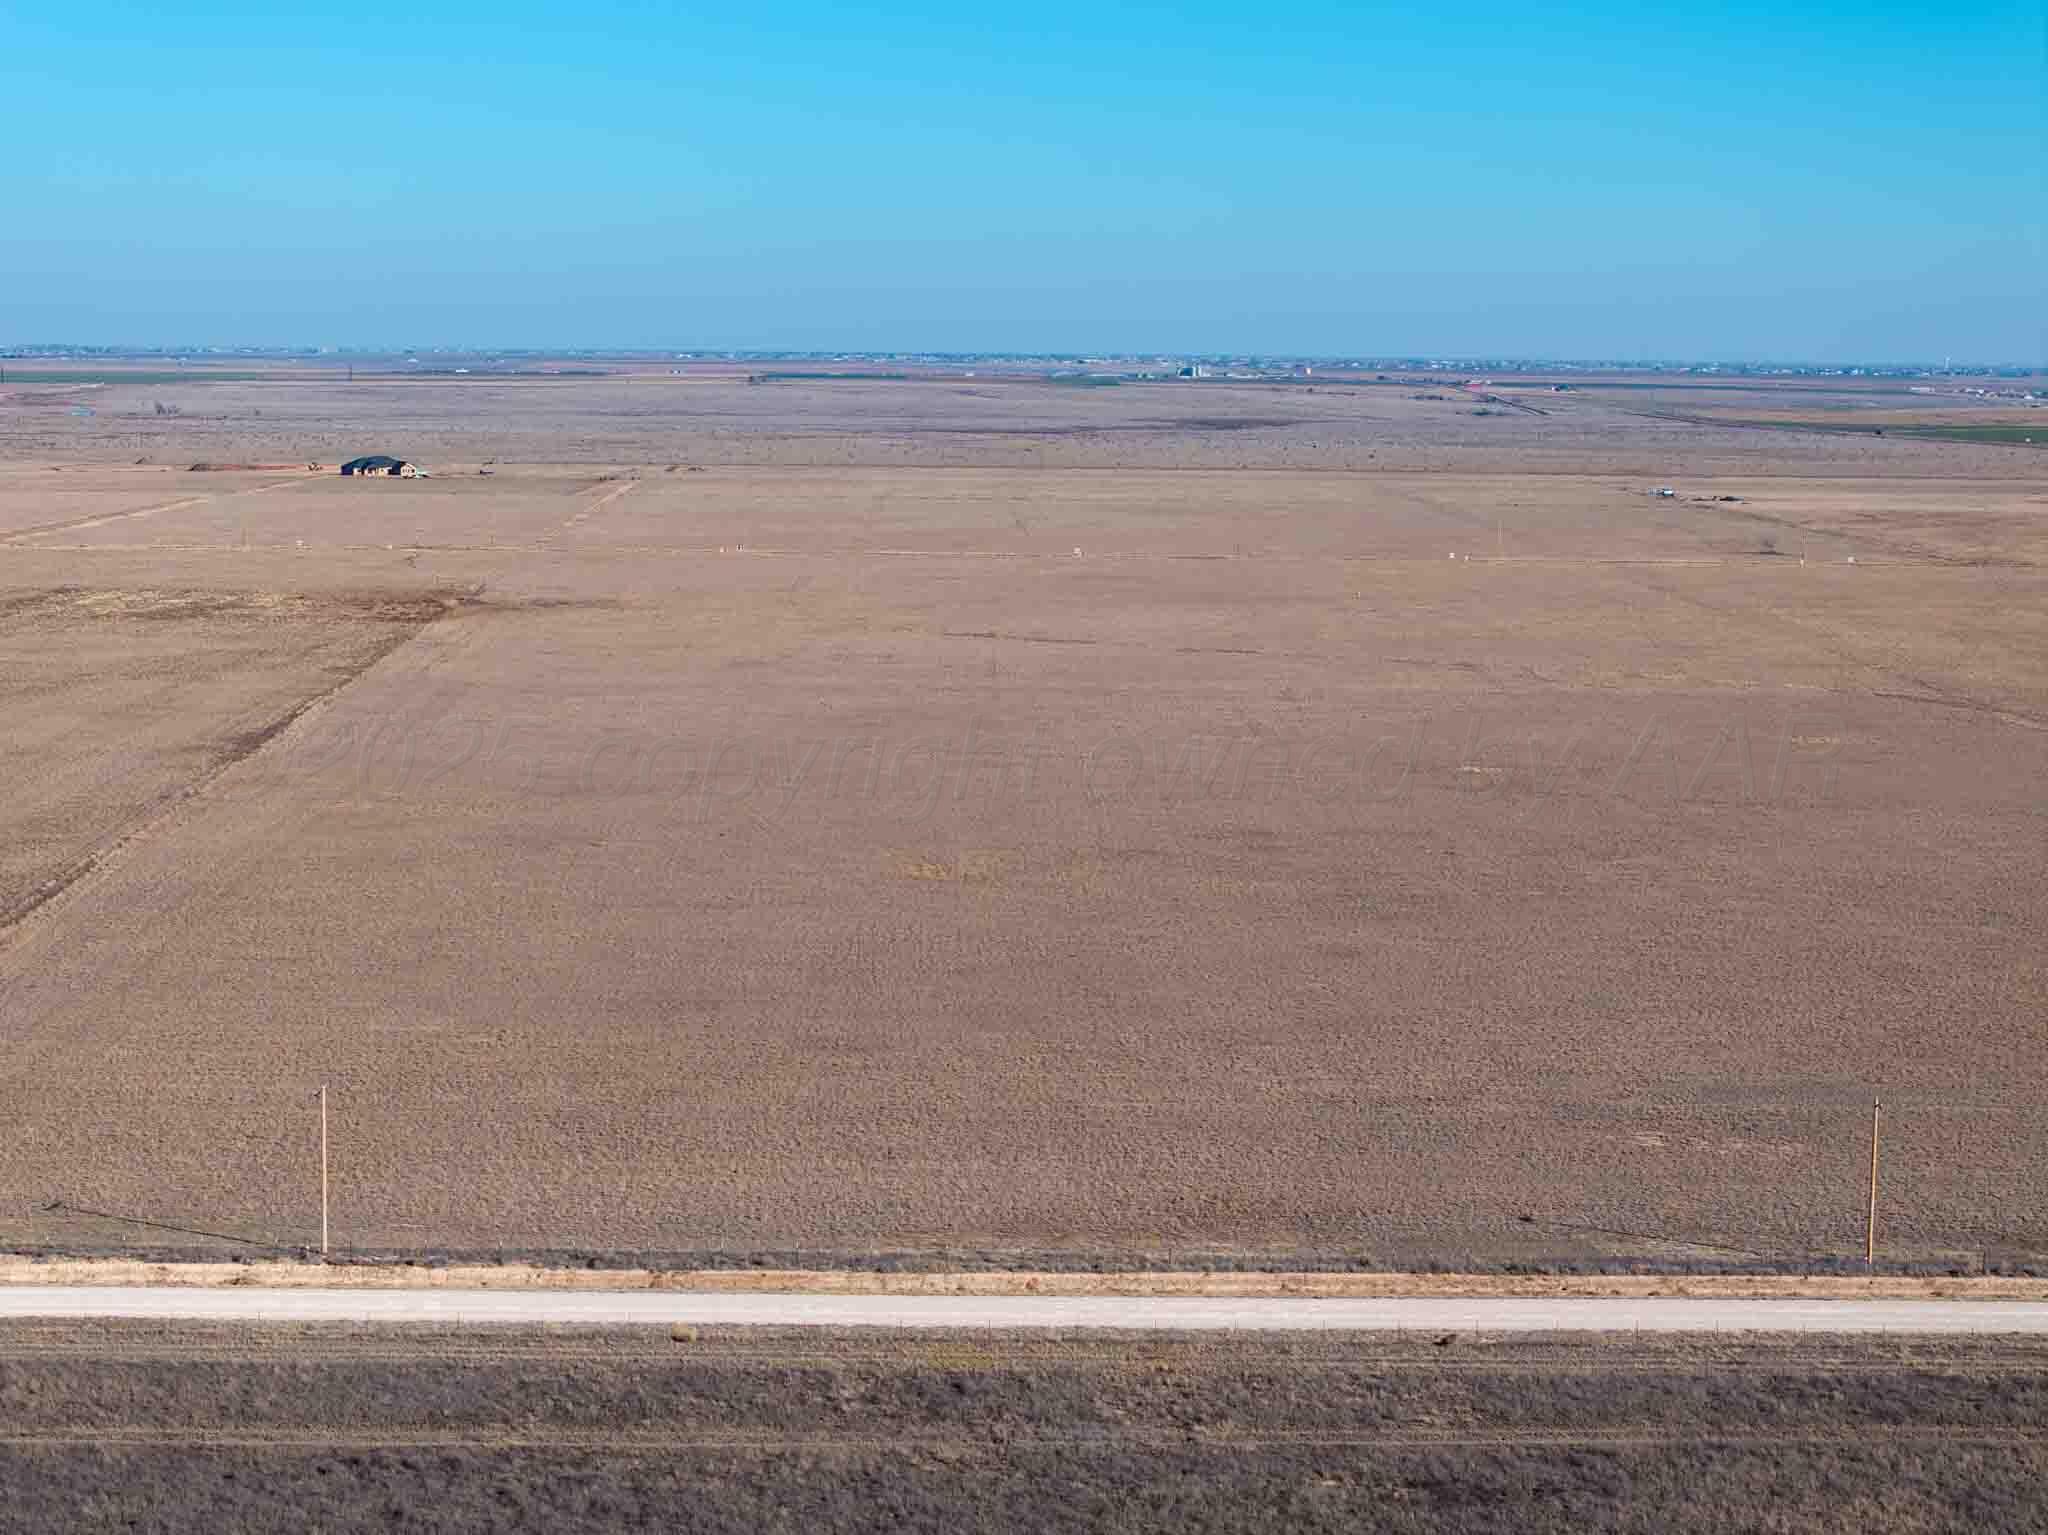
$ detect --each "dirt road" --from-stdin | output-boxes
[6,1285,2048,1332]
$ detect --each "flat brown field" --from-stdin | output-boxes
[0,374,2042,1268]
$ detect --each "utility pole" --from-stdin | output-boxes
[1866,1096,1880,1269]
[320,1084,330,1259]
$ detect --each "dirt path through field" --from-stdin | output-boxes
[553,477,637,538]
[0,474,311,545]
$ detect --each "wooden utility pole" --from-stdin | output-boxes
[1866,1097,1880,1269]
[320,1084,330,1259]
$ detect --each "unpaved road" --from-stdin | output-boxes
[6,1285,2048,1332]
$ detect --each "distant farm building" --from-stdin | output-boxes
[340,455,420,477]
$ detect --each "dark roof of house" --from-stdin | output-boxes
[341,454,407,472]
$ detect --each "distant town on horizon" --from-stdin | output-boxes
[4,344,2042,378]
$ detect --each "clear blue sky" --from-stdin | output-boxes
[4,2,2041,361]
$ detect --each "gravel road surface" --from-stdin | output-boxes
[4,1286,2046,1332]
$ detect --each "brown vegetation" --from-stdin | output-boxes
[0,1321,2041,1533]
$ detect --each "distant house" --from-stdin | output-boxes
[340,454,420,477]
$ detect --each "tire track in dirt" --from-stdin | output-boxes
[547,478,638,543]
[0,597,499,1097]
[0,612,450,942]
[0,596,486,1106]
[1623,566,2048,731]
[0,496,212,543]
[0,476,308,545]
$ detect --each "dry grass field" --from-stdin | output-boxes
[1,1321,2042,1533]
[0,370,2042,1268]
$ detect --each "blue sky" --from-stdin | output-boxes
[4,2,2041,360]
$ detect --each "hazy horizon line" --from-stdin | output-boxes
[5,344,2040,372]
